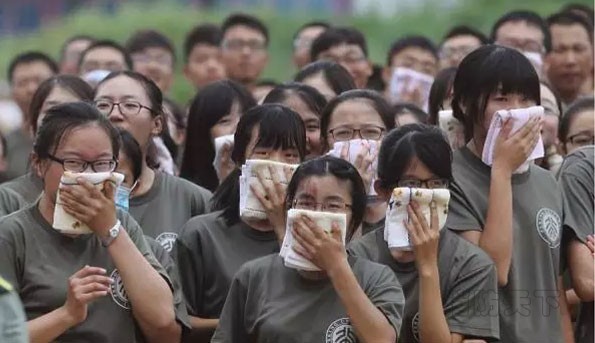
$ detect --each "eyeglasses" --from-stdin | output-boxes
[221,39,267,52]
[47,154,118,173]
[293,199,352,213]
[397,178,450,189]
[328,125,385,141]
[496,39,545,54]
[94,100,153,117]
[319,53,367,65]
[567,132,594,146]
[132,54,173,66]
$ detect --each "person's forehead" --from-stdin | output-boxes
[96,76,146,98]
[331,99,383,124]
[66,39,92,52]
[550,23,591,43]
[324,43,364,56]
[496,20,544,41]
[190,43,220,55]
[84,47,126,62]
[392,46,436,63]
[132,46,172,57]
[223,25,266,40]
[13,61,54,79]
[297,175,351,198]
[443,34,482,48]
[298,26,326,40]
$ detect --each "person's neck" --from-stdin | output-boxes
[363,201,386,226]
[559,89,581,106]
[242,218,274,232]
[38,193,55,225]
[467,138,484,158]
[132,157,155,198]
[297,269,328,280]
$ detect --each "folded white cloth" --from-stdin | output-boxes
[482,105,544,174]
[327,139,379,195]
[438,110,465,149]
[239,160,298,221]
[389,67,434,110]
[281,209,347,271]
[54,171,124,235]
[384,187,450,251]
[213,134,234,178]
[152,136,176,175]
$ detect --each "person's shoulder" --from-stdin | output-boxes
[441,230,495,273]
[236,253,281,280]
[159,172,212,197]
[177,211,225,241]
[351,255,398,284]
[558,146,594,179]
[348,228,383,261]
[0,204,38,241]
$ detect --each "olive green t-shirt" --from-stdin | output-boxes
[128,171,212,252]
[349,227,500,342]
[447,147,565,343]
[0,204,179,342]
[3,129,33,181]
[211,254,405,343]
[0,173,43,217]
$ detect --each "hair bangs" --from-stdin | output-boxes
[254,111,306,157]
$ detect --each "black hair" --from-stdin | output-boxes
[34,101,120,161]
[442,25,488,45]
[262,82,327,118]
[118,128,143,183]
[393,103,429,125]
[95,70,164,118]
[294,61,356,97]
[310,26,368,61]
[292,21,330,42]
[29,75,94,135]
[125,29,176,64]
[377,124,452,190]
[366,63,386,92]
[221,13,269,45]
[255,79,279,88]
[320,89,395,151]
[285,156,366,240]
[386,35,438,66]
[561,3,594,25]
[59,35,95,62]
[558,96,595,143]
[0,131,6,159]
[490,10,552,53]
[180,80,256,192]
[451,45,540,142]
[7,51,58,84]
[428,67,457,125]
[540,81,563,117]
[163,97,187,131]
[211,104,307,225]
[184,24,222,61]
[547,11,594,44]
[78,40,134,71]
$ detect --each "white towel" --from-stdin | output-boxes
[438,110,465,149]
[327,139,379,195]
[281,209,347,271]
[384,187,450,251]
[239,160,298,221]
[213,134,234,179]
[389,67,434,111]
[481,105,544,174]
[54,171,124,235]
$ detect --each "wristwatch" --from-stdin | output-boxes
[101,220,122,247]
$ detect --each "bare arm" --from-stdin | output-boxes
[568,239,595,302]
[28,307,76,343]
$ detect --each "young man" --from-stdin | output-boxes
[183,23,226,90]
[4,52,57,180]
[310,26,372,89]
[292,21,329,70]
[490,10,551,77]
[439,25,487,69]
[546,11,594,106]
[59,35,94,75]
[126,29,176,94]
[220,14,269,89]
[78,40,133,76]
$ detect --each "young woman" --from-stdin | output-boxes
[94,71,212,252]
[320,89,394,235]
[174,104,307,342]
[448,45,573,342]
[427,66,456,125]
[0,102,182,342]
[212,156,404,342]
[263,82,327,159]
[179,80,255,192]
[349,124,499,342]
[294,60,356,100]
[392,103,428,126]
[558,96,594,157]
[0,75,93,217]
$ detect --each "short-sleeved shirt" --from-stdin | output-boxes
[211,254,405,343]
[129,171,212,252]
[0,173,43,217]
[557,146,594,343]
[3,129,33,181]
[174,211,279,341]
[0,276,28,343]
[0,203,178,342]
[446,147,565,343]
[349,227,500,342]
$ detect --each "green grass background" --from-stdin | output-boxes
[0,0,588,104]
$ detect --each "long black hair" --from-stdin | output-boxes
[294,61,356,97]
[286,156,366,241]
[211,104,307,225]
[180,80,255,191]
[428,67,457,125]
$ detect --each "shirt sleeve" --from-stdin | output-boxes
[0,189,27,218]
[0,290,29,343]
[0,231,21,292]
[446,179,483,232]
[443,262,500,341]
[172,222,205,316]
[191,187,213,217]
[210,267,251,343]
[559,174,594,243]
[363,263,405,336]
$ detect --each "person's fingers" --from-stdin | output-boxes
[403,218,420,244]
[300,215,326,240]
[268,166,285,202]
[78,274,113,286]
[353,143,370,170]
[283,166,293,183]
[250,182,270,208]
[340,141,349,160]
[62,203,91,223]
[410,202,430,233]
[406,204,424,240]
[103,180,116,202]
[330,222,343,243]
[75,290,109,303]
[292,227,315,257]
[292,238,313,260]
[71,265,107,279]
[429,201,439,232]
[293,218,318,246]
[75,282,110,295]
[498,118,514,140]
[77,178,103,199]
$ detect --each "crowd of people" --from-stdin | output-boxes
[0,3,593,343]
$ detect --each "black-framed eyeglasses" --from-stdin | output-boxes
[221,39,267,51]
[328,125,385,141]
[567,133,594,147]
[47,154,118,173]
[397,178,450,189]
[94,100,153,116]
[292,198,352,213]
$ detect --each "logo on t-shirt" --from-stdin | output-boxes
[156,232,178,252]
[536,208,561,248]
[411,312,420,342]
[326,317,356,343]
[109,269,130,310]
